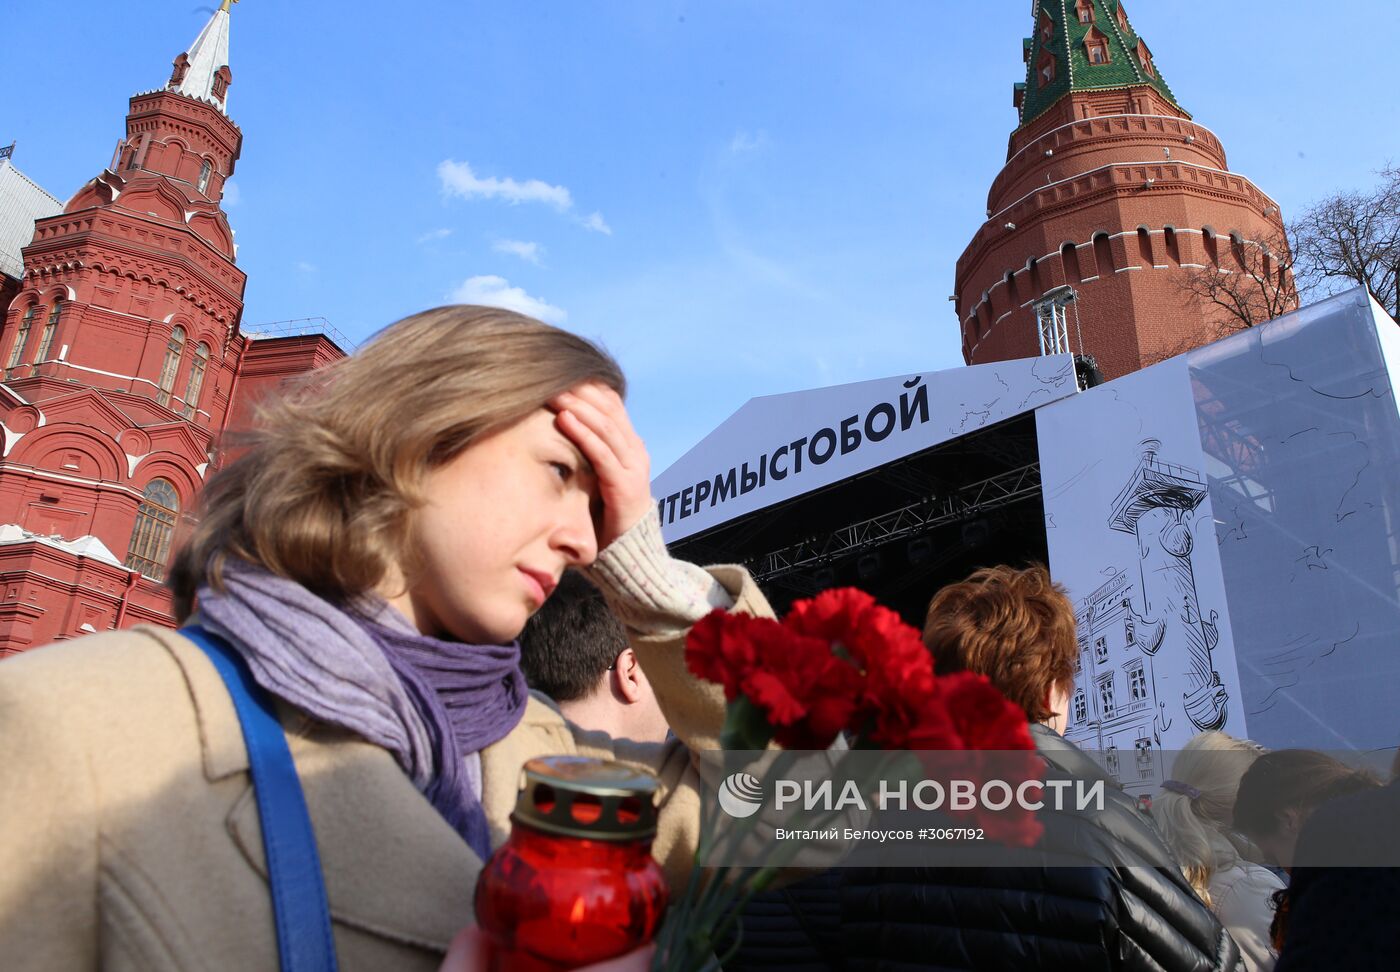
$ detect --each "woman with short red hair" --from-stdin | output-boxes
[922,563,1079,728]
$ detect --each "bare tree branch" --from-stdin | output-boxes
[1176,226,1300,331]
[1292,164,1400,319]
[1149,165,1398,368]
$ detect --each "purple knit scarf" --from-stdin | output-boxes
[196,560,528,859]
[360,617,527,856]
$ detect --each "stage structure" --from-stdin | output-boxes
[658,288,1400,785]
[656,355,1080,622]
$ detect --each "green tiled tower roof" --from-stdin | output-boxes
[1017,0,1183,129]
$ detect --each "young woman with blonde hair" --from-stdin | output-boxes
[0,306,758,971]
[1154,732,1282,971]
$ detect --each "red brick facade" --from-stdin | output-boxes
[956,34,1291,380]
[0,16,341,655]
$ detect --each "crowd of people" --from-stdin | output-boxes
[0,304,1395,971]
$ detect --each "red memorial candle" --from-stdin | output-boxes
[475,756,669,971]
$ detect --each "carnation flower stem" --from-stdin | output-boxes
[654,747,897,971]
[656,825,724,968]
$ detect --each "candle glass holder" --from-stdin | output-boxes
[475,755,669,970]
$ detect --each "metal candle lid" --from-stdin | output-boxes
[511,755,661,842]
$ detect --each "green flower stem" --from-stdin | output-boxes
[655,826,724,968]
[718,696,775,752]
[655,732,911,969]
[707,866,779,964]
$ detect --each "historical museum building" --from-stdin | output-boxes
[0,4,341,654]
[955,0,1293,380]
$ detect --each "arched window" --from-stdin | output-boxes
[1076,1,1094,25]
[1084,27,1111,65]
[1203,226,1219,265]
[6,304,38,373]
[1093,232,1115,276]
[1039,12,1054,43]
[125,479,180,581]
[156,325,186,407]
[197,159,212,194]
[1028,257,1043,296]
[1004,269,1019,303]
[181,342,210,418]
[1137,40,1155,78]
[35,300,63,363]
[1037,51,1057,88]
[1061,242,1082,283]
[1230,231,1248,270]
[1163,226,1180,265]
[1137,226,1155,266]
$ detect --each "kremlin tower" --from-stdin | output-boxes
[955,0,1293,381]
[0,2,341,654]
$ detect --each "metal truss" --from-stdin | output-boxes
[748,461,1041,582]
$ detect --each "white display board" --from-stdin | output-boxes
[1037,356,1246,789]
[1040,288,1400,760]
[654,355,1077,543]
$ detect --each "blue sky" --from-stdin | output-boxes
[6,1,1398,469]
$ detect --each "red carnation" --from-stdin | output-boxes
[685,609,760,702]
[782,587,880,648]
[784,587,937,743]
[936,671,1036,753]
[686,607,865,750]
[685,590,1039,804]
[931,672,1043,846]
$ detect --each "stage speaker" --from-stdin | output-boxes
[857,553,883,581]
[812,566,836,587]
[907,536,934,566]
[961,519,990,549]
[1074,354,1105,389]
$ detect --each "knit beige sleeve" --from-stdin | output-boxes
[585,508,736,633]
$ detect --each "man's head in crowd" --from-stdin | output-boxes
[1233,748,1381,869]
[922,563,1078,732]
[520,569,670,744]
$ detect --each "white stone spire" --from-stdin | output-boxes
[170,1,234,112]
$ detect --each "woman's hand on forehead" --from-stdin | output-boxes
[551,383,652,553]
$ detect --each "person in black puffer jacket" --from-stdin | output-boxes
[838,565,1242,972]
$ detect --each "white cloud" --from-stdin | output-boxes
[295,261,317,273]
[492,239,543,265]
[437,160,573,211]
[728,130,770,155]
[578,211,612,235]
[449,275,567,324]
[221,179,241,206]
[416,227,453,244]
[436,160,610,234]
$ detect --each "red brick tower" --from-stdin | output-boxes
[954,0,1291,380]
[0,3,342,655]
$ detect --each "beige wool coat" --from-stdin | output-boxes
[0,566,765,971]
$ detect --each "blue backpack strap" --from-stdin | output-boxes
[181,625,340,972]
